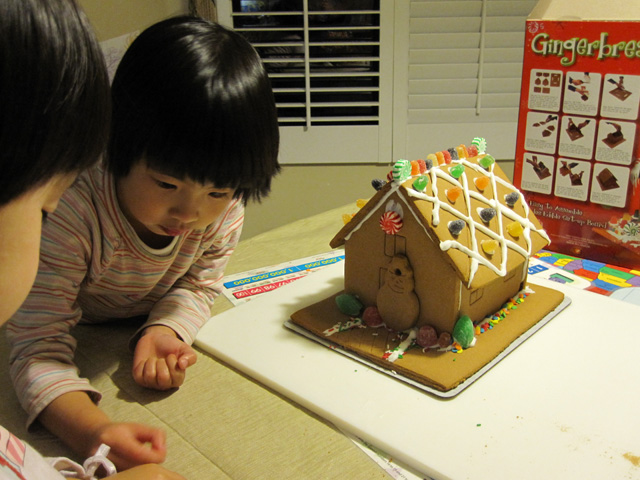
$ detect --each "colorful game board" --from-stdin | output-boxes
[533,249,640,296]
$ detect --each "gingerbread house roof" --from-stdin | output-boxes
[331,150,550,290]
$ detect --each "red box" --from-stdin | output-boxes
[513,1,640,270]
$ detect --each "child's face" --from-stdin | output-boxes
[0,173,76,325]
[115,161,235,247]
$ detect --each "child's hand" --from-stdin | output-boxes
[132,325,197,390]
[95,422,168,471]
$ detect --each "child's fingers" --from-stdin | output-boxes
[166,354,186,387]
[176,349,197,370]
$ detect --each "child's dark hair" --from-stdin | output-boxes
[0,0,110,206]
[108,16,280,204]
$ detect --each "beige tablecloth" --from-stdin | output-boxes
[0,204,389,479]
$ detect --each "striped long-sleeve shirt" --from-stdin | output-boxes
[6,164,244,426]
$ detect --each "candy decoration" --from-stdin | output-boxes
[456,144,468,159]
[474,176,490,191]
[448,219,466,236]
[452,315,475,349]
[479,207,496,223]
[416,159,427,173]
[507,221,524,238]
[471,137,487,153]
[335,293,363,316]
[449,164,465,179]
[438,332,452,349]
[362,306,384,327]
[446,186,463,203]
[392,159,411,182]
[424,157,434,170]
[505,191,520,207]
[386,170,393,181]
[442,150,452,164]
[479,154,495,169]
[341,213,352,225]
[481,239,498,255]
[371,178,385,191]
[412,175,428,192]
[416,325,438,348]
[467,144,478,157]
[356,198,367,208]
[435,151,445,165]
[448,148,459,161]
[379,210,403,235]
[410,160,420,175]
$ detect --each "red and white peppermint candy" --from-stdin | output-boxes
[379,210,403,235]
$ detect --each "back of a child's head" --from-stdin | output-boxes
[0,0,111,207]
[108,16,280,203]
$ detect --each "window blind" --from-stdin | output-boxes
[408,0,537,126]
[227,0,382,128]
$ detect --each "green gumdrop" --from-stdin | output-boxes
[335,293,363,317]
[413,175,428,192]
[479,154,495,169]
[452,315,475,348]
[449,164,465,179]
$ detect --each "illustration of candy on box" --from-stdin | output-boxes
[514,18,640,270]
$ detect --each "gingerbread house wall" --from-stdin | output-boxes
[343,193,463,334]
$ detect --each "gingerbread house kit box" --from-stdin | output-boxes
[513,0,640,269]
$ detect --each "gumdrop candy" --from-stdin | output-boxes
[446,186,463,203]
[479,207,496,223]
[425,155,436,170]
[453,315,475,349]
[456,144,468,159]
[448,219,466,236]
[416,159,427,173]
[474,176,490,191]
[412,175,428,192]
[386,170,393,181]
[507,221,523,238]
[467,144,478,157]
[449,164,465,179]
[380,210,403,235]
[416,325,438,348]
[342,213,353,225]
[362,306,384,327]
[435,151,445,165]
[371,178,386,191]
[410,160,420,175]
[505,191,520,207]
[438,331,452,349]
[448,148,459,161]
[481,239,498,255]
[442,150,452,164]
[392,159,411,182]
[479,154,495,169]
[356,199,367,208]
[471,137,487,153]
[335,293,363,317]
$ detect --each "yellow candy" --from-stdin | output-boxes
[507,221,524,238]
[342,213,353,225]
[356,199,368,208]
[481,239,498,255]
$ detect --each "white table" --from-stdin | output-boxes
[196,261,640,479]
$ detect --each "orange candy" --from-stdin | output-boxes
[507,221,524,238]
[481,239,498,255]
[474,176,490,191]
[410,160,420,175]
[446,186,463,203]
[435,151,445,165]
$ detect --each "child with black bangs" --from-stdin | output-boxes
[7,16,280,471]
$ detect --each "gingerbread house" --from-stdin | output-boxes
[330,144,551,336]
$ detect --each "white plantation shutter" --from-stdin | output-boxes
[394,0,537,160]
[216,0,393,164]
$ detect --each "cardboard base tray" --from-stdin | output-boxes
[287,283,569,398]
